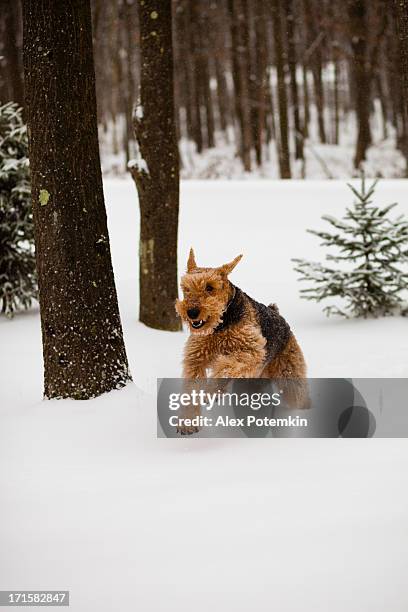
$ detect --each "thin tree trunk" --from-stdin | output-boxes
[333,55,340,145]
[348,0,372,168]
[175,1,195,143]
[228,0,252,171]
[302,64,310,138]
[303,0,326,144]
[250,0,268,166]
[394,0,408,131]
[124,0,136,164]
[285,0,303,159]
[185,1,203,153]
[130,1,181,331]
[2,0,24,106]
[22,0,131,398]
[376,71,388,140]
[271,0,291,178]
[214,56,229,134]
[193,1,215,149]
[312,57,326,144]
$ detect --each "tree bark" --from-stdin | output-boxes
[303,0,327,144]
[394,0,408,125]
[271,0,291,178]
[348,0,372,168]
[22,0,131,399]
[130,1,181,331]
[192,0,215,149]
[185,0,203,152]
[228,0,252,171]
[285,0,304,159]
[1,0,24,106]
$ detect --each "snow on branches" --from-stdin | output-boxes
[293,176,408,317]
[0,102,37,317]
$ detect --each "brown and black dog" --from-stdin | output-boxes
[176,248,306,379]
[175,250,307,434]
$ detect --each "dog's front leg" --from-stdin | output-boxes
[177,337,211,435]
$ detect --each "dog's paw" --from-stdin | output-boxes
[176,423,199,436]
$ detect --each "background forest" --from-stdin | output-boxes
[2,0,408,179]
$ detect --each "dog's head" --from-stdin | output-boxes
[175,248,243,335]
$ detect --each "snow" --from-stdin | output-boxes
[127,157,149,175]
[1,179,408,611]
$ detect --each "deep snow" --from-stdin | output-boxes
[1,179,408,612]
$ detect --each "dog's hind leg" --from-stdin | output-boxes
[262,333,306,379]
[261,334,309,408]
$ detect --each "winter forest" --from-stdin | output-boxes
[1,2,408,610]
[3,0,408,178]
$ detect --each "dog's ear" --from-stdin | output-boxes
[187,247,197,272]
[218,254,243,276]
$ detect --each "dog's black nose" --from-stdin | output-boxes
[187,307,200,319]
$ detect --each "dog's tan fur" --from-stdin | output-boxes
[175,249,307,433]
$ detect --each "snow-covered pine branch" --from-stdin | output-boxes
[0,102,37,317]
[293,176,408,318]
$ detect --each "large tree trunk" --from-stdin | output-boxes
[348,0,372,168]
[271,0,291,178]
[22,0,131,399]
[130,1,181,331]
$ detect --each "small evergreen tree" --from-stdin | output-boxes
[293,177,408,317]
[0,102,37,317]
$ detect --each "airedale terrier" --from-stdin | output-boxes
[176,249,308,434]
[175,250,307,433]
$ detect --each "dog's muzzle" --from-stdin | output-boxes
[191,319,205,329]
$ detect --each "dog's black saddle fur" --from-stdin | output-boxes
[214,284,291,363]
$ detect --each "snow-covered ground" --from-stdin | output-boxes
[1,180,408,611]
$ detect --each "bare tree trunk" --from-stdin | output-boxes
[333,55,340,145]
[124,0,137,165]
[185,1,204,153]
[248,0,268,166]
[130,1,181,331]
[193,0,215,149]
[394,0,408,172]
[1,0,24,106]
[271,0,291,178]
[22,0,131,399]
[285,0,303,159]
[394,0,408,121]
[348,0,372,168]
[311,55,326,144]
[302,64,310,138]
[228,0,252,171]
[303,0,327,144]
[214,56,229,134]
[175,0,195,143]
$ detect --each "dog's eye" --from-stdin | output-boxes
[206,284,214,292]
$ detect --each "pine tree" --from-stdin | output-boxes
[293,177,408,317]
[0,102,37,317]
